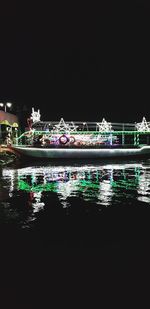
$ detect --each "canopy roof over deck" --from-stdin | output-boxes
[0,111,19,127]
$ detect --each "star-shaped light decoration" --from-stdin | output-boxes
[136,117,150,132]
[69,122,78,132]
[96,118,112,132]
[53,118,78,134]
[53,118,71,133]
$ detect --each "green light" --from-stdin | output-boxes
[16,164,142,201]
[19,180,31,191]
[79,180,100,190]
[111,179,138,189]
[18,180,57,193]
[17,130,150,141]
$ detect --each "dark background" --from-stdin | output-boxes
[0,1,150,123]
[1,2,150,306]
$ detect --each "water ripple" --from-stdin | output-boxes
[1,159,150,228]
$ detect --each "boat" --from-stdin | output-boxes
[10,109,150,159]
[11,144,150,159]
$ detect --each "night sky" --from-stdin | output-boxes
[0,1,150,122]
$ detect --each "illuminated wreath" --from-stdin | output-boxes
[69,136,75,144]
[59,134,69,144]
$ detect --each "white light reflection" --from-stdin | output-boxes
[57,180,80,200]
[2,170,18,194]
[2,163,144,178]
[137,169,150,203]
[2,162,150,211]
[31,192,45,214]
[98,180,113,206]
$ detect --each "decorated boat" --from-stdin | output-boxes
[11,108,150,159]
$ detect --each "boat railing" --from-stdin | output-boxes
[16,121,150,146]
[31,121,137,132]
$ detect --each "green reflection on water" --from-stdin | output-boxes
[19,180,58,193]
[18,167,141,195]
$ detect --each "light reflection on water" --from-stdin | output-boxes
[1,159,150,228]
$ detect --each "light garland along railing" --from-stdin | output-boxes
[17,130,150,139]
[16,130,150,147]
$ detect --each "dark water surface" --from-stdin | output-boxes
[1,158,150,241]
[1,159,150,306]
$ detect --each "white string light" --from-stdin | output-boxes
[96,118,112,132]
[54,118,78,134]
[31,107,41,123]
[136,117,150,132]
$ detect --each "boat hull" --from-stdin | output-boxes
[11,145,150,159]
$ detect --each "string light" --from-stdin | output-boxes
[31,107,41,123]
[96,118,112,132]
[53,118,78,134]
[136,117,150,132]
